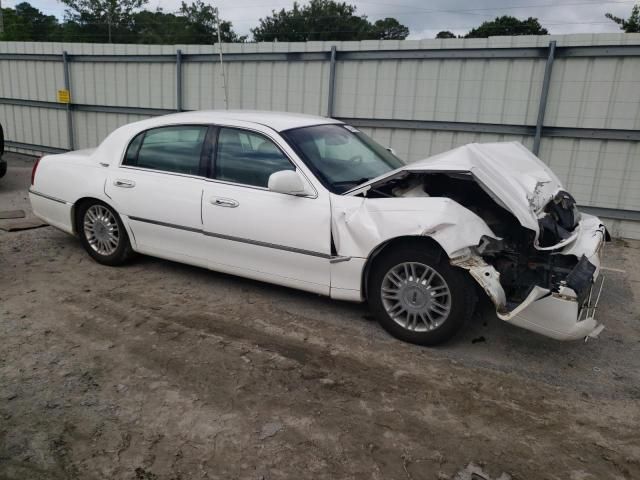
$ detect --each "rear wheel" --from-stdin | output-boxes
[368,244,474,346]
[77,201,133,266]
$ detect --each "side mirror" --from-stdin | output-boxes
[268,170,311,196]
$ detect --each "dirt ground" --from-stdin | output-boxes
[1,153,639,480]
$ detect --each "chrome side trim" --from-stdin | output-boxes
[129,216,201,234]
[128,215,349,261]
[29,188,71,205]
[202,230,331,259]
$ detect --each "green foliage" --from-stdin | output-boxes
[465,16,548,38]
[370,18,409,40]
[435,31,456,39]
[0,0,244,43]
[0,2,61,41]
[59,0,148,42]
[606,4,640,33]
[251,0,409,42]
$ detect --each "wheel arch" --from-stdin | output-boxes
[361,235,448,301]
[71,196,119,236]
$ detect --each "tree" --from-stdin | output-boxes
[130,9,189,44]
[251,0,409,42]
[59,0,149,43]
[465,16,548,38]
[177,0,245,44]
[0,2,60,41]
[606,4,640,32]
[435,30,456,39]
[370,18,409,40]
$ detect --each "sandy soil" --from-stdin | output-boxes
[1,153,639,480]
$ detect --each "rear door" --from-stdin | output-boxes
[105,124,213,264]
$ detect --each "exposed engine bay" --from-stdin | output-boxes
[357,171,606,313]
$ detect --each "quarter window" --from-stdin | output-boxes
[215,128,294,188]
[123,125,208,176]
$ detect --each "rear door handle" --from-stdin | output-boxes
[114,179,135,188]
[210,197,239,208]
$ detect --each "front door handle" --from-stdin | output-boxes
[210,197,239,208]
[114,179,135,188]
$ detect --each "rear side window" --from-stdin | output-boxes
[123,125,208,176]
[215,127,294,188]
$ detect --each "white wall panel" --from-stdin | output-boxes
[0,104,67,149]
[72,111,149,149]
[1,35,639,237]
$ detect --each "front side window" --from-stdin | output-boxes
[215,127,294,188]
[282,124,404,194]
[123,125,208,176]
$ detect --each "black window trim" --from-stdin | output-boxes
[120,124,212,178]
[209,125,296,189]
[117,122,319,198]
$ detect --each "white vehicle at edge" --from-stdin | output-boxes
[29,110,609,345]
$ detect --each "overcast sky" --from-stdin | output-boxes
[3,0,636,39]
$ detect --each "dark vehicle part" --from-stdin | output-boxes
[0,122,6,179]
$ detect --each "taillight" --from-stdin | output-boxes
[31,157,41,185]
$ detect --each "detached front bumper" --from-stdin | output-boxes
[507,214,607,341]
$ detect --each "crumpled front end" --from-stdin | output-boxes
[451,213,607,340]
[344,142,610,341]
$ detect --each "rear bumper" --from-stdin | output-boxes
[508,214,607,341]
[29,189,74,234]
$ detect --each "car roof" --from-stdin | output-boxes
[147,110,344,132]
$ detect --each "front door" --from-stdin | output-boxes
[201,126,331,294]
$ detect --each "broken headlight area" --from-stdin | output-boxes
[537,191,580,247]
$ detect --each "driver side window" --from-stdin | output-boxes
[215,128,294,188]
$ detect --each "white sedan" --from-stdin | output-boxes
[29,111,608,345]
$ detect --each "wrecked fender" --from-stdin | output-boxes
[330,195,497,259]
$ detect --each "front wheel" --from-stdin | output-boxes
[77,201,134,266]
[368,245,475,346]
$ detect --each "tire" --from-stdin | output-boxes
[76,200,134,266]
[368,244,475,346]
[0,160,6,179]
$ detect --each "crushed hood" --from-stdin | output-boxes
[346,142,563,234]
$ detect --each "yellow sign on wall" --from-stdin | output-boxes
[57,89,71,104]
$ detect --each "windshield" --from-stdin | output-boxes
[282,124,404,194]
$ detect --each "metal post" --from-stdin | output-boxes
[215,7,229,109]
[62,51,75,151]
[533,41,556,156]
[176,49,183,112]
[327,45,337,117]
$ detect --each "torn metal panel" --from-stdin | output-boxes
[330,194,496,259]
[450,253,507,312]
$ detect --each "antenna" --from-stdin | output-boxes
[215,6,229,109]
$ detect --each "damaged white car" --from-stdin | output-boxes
[29,111,609,345]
